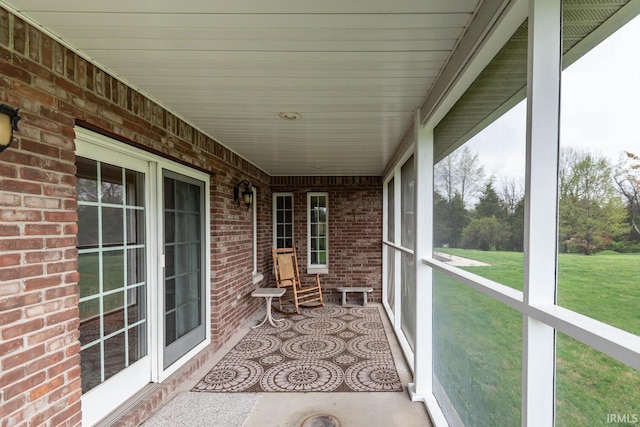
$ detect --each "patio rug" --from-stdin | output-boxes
[192,305,403,393]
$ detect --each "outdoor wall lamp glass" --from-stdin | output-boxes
[0,104,21,153]
[233,179,253,208]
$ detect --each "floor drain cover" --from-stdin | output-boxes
[301,414,341,427]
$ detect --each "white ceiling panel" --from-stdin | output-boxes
[2,0,483,176]
[22,12,474,29]
[41,27,466,43]
[5,0,481,14]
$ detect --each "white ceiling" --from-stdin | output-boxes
[2,0,483,176]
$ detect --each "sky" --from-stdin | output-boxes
[462,13,640,185]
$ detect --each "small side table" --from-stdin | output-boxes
[251,288,286,329]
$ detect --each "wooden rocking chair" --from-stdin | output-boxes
[272,247,324,314]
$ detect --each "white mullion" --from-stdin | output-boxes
[409,109,435,399]
[523,0,562,425]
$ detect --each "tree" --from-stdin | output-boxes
[434,191,452,247]
[509,197,525,252]
[464,181,513,251]
[559,148,628,254]
[435,154,459,205]
[447,192,470,248]
[496,176,525,251]
[461,216,509,251]
[613,151,640,238]
[435,146,485,208]
[457,146,486,208]
[498,175,524,216]
[434,146,483,248]
[475,180,507,220]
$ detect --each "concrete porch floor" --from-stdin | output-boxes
[140,303,432,427]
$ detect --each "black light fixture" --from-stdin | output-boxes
[233,179,253,209]
[0,104,21,153]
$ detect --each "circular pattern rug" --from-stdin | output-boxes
[192,305,403,393]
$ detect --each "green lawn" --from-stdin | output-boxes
[433,249,640,426]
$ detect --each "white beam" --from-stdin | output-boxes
[409,109,434,398]
[522,0,561,425]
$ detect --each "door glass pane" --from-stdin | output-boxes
[103,291,125,332]
[77,157,98,202]
[78,253,99,298]
[80,342,101,392]
[129,323,147,365]
[127,247,146,285]
[104,332,126,381]
[163,172,205,368]
[102,207,124,246]
[127,285,146,324]
[77,157,147,394]
[127,209,145,245]
[103,250,124,292]
[77,206,98,247]
[101,163,124,204]
[126,169,145,206]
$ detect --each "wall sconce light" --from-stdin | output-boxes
[0,104,21,153]
[233,179,253,209]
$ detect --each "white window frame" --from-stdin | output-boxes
[75,127,211,426]
[307,192,329,274]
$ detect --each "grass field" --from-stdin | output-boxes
[433,249,640,426]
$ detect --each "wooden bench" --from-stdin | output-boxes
[336,287,373,307]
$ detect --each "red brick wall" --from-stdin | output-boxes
[270,176,383,303]
[0,7,270,426]
[209,174,271,346]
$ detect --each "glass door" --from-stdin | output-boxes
[76,128,211,423]
[162,170,206,368]
[76,152,151,427]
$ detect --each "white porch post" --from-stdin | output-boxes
[523,0,561,425]
[408,109,435,398]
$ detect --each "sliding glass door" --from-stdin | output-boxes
[162,171,206,368]
[76,128,210,424]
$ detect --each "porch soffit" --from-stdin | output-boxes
[1,0,483,176]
